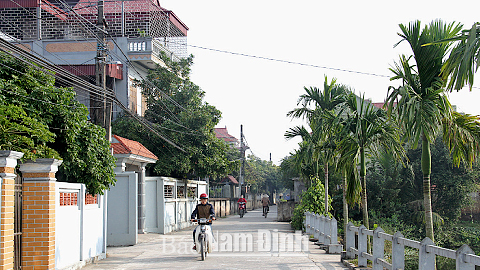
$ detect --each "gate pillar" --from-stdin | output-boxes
[19,158,62,270]
[0,151,23,270]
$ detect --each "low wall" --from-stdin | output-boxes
[277,201,296,222]
[210,195,263,218]
[56,182,106,269]
[144,177,207,234]
[210,198,237,217]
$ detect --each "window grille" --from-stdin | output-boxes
[164,185,174,198]
[85,194,98,205]
[188,186,197,198]
[60,192,78,206]
[177,186,185,198]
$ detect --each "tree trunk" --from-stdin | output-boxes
[324,162,329,215]
[360,147,371,253]
[343,170,348,242]
[360,148,368,229]
[422,134,434,242]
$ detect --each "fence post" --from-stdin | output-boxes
[330,217,338,244]
[372,227,385,270]
[345,222,355,259]
[318,215,325,244]
[305,212,310,234]
[327,217,343,254]
[0,150,23,270]
[358,225,368,267]
[314,214,320,241]
[20,158,63,270]
[456,244,475,270]
[324,216,331,245]
[309,213,315,238]
[419,237,435,270]
[392,231,405,270]
[303,212,307,232]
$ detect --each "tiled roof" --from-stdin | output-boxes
[220,175,238,184]
[214,127,238,143]
[111,135,158,161]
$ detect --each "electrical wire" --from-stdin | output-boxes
[0,36,186,151]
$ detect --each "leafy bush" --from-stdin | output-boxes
[291,177,331,230]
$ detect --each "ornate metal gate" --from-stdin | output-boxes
[14,174,22,269]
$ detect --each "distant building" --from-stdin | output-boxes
[214,126,239,148]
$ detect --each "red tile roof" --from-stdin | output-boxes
[220,175,238,184]
[111,135,158,161]
[214,127,238,143]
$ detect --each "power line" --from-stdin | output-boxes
[0,36,186,151]
[165,41,391,78]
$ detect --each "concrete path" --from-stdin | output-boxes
[83,206,348,270]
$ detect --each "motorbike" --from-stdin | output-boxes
[238,202,246,218]
[193,217,214,260]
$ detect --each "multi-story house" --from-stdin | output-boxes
[0,0,188,118]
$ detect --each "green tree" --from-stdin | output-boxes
[286,77,349,214]
[0,52,116,194]
[438,22,480,91]
[0,103,58,160]
[243,154,282,194]
[386,20,480,241]
[113,52,237,179]
[338,93,404,231]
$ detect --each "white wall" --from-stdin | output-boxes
[55,182,106,270]
[145,177,207,234]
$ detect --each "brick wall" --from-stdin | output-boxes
[0,151,23,270]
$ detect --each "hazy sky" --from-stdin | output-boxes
[160,0,480,165]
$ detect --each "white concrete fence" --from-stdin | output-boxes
[304,212,342,254]
[344,222,480,270]
[56,182,107,269]
[305,210,480,270]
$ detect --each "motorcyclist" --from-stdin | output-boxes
[261,194,270,216]
[191,193,215,250]
[237,195,247,214]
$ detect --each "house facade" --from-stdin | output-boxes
[0,0,188,118]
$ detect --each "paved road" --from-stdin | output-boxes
[83,206,348,270]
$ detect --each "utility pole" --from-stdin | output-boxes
[239,125,246,197]
[93,0,111,142]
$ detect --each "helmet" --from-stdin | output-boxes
[200,193,208,199]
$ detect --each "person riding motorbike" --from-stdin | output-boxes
[191,193,215,250]
[261,195,270,216]
[237,195,247,215]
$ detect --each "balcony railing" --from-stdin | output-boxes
[127,38,181,62]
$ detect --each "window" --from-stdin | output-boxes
[164,185,174,198]
[188,186,197,198]
[177,185,185,198]
[85,194,98,205]
[60,192,78,206]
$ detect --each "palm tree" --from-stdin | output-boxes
[286,76,349,215]
[386,20,480,242]
[440,22,480,91]
[337,93,404,232]
[334,134,361,239]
